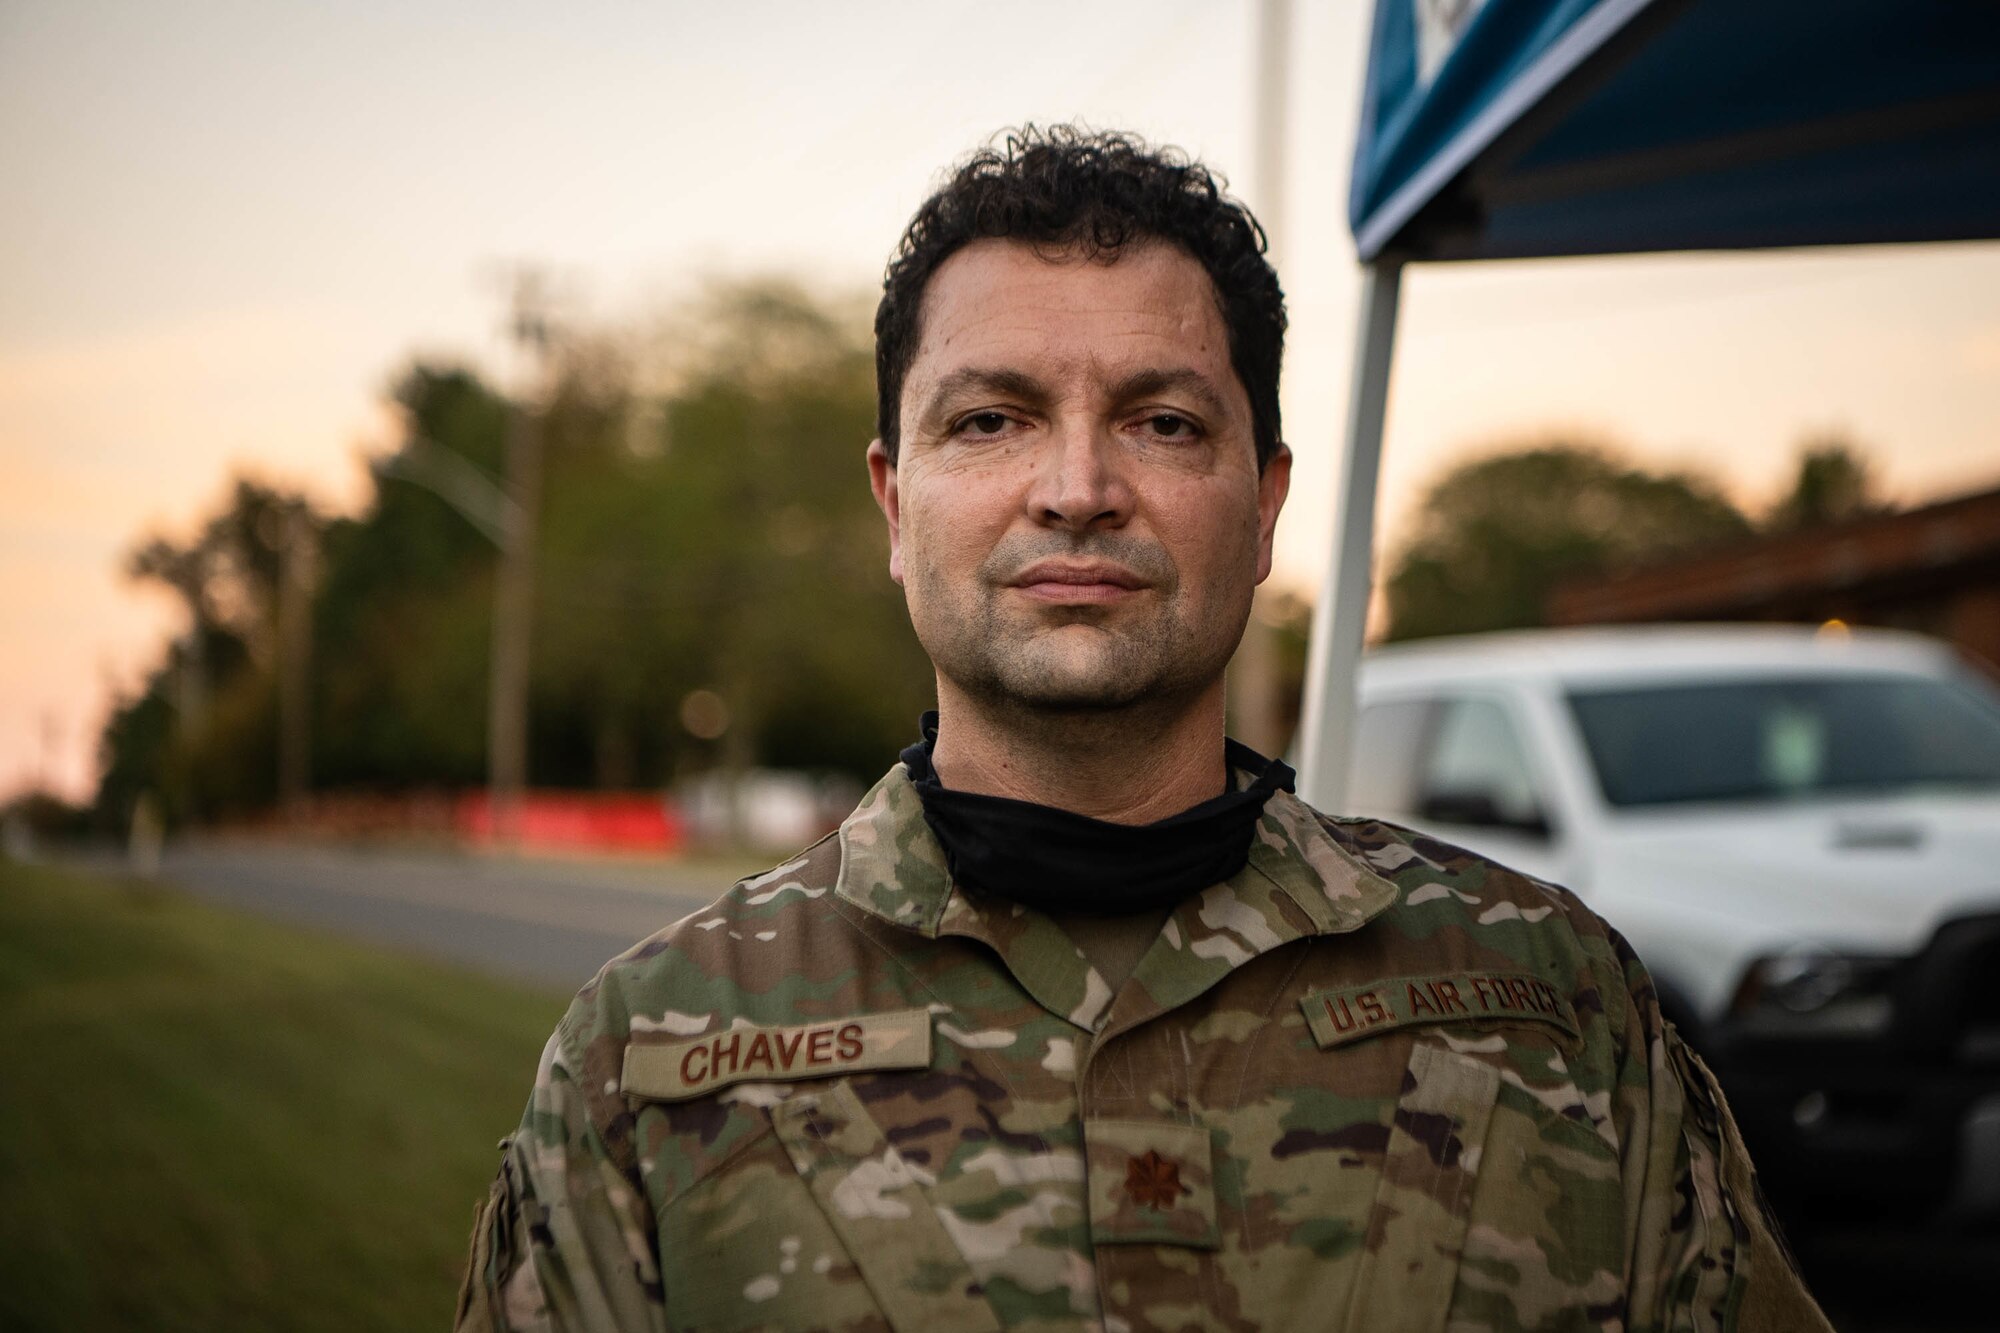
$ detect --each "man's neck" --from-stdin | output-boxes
[927,683,1230,825]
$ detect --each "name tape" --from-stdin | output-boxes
[1300,972,1580,1050]
[621,1008,933,1102]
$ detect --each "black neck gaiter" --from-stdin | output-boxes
[898,712,1296,916]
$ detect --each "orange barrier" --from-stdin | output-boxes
[455,791,685,854]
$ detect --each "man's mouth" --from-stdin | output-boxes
[1009,560,1147,605]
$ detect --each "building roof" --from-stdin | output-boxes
[1547,483,2000,626]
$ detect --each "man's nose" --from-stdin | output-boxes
[1029,418,1132,530]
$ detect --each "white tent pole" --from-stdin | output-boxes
[1297,260,1403,811]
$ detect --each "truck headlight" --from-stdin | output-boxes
[1728,951,1898,1036]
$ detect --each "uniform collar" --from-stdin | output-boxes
[835,762,1400,1034]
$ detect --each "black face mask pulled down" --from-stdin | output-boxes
[898,712,1296,917]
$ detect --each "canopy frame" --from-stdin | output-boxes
[1296,261,1401,810]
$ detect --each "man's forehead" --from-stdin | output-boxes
[905,238,1235,397]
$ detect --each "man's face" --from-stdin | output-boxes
[868,238,1290,718]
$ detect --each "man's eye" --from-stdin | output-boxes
[959,412,1012,436]
[1147,414,1198,438]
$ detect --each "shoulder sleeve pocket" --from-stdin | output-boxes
[1670,1039,1835,1333]
[454,1164,508,1333]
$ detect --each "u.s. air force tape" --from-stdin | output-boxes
[621,1008,933,1102]
[1300,972,1580,1050]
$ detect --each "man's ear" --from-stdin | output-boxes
[1255,444,1292,585]
[866,439,905,585]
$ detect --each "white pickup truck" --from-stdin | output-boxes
[1345,624,2000,1221]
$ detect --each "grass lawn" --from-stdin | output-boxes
[0,855,568,1333]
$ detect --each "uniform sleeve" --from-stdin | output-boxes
[455,1028,668,1333]
[1609,932,1833,1333]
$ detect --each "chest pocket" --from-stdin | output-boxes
[653,1080,999,1333]
[1343,1043,1500,1328]
[1339,1042,1626,1332]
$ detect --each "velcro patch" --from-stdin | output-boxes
[1301,972,1579,1050]
[622,1009,932,1102]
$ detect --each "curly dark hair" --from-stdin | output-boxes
[874,125,1286,468]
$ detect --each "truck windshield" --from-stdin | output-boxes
[1567,673,2000,807]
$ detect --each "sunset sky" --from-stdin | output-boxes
[4,0,1996,802]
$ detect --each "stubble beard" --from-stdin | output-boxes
[909,536,1247,726]
[951,611,1187,714]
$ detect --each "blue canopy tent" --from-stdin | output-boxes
[1296,0,2000,807]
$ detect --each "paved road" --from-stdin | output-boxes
[80,840,750,991]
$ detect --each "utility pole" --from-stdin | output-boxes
[488,269,553,847]
[277,503,316,817]
[1252,0,1292,266]
[1229,0,1293,758]
[177,627,207,735]
[36,710,57,795]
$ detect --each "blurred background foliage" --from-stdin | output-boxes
[95,280,932,832]
[83,275,1886,833]
[1382,435,1885,643]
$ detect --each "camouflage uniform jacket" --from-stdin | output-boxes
[457,762,1830,1332]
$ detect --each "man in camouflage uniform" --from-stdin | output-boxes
[458,127,1830,1332]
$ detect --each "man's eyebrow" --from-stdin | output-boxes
[1108,368,1231,420]
[915,365,1234,424]
[919,367,1049,420]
